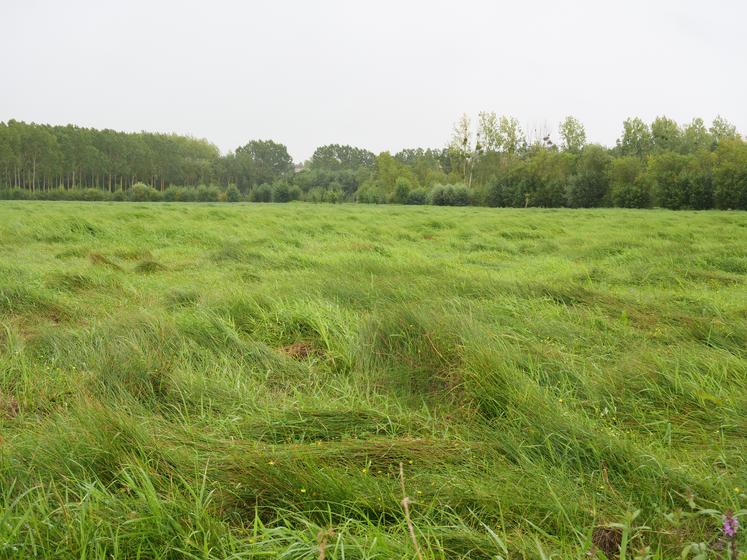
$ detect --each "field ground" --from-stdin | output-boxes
[0,202,745,559]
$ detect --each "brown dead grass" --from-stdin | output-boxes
[278,342,316,360]
[0,392,20,419]
[591,525,623,558]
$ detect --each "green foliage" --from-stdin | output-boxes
[713,139,747,209]
[559,116,587,153]
[681,117,712,153]
[195,185,220,202]
[270,181,301,203]
[648,151,689,209]
[249,183,273,202]
[429,183,471,206]
[566,145,612,207]
[405,187,428,205]
[232,139,294,190]
[645,151,715,210]
[609,156,650,208]
[1,116,746,210]
[225,184,241,202]
[391,176,412,204]
[322,189,341,203]
[129,182,162,202]
[710,115,740,144]
[618,117,653,158]
[651,116,683,153]
[307,144,376,171]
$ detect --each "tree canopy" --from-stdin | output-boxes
[1,114,746,209]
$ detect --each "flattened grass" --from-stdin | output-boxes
[0,201,745,558]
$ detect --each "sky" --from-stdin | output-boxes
[1,0,746,162]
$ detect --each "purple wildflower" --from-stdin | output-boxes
[722,510,739,538]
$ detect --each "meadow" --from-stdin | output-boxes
[0,201,745,559]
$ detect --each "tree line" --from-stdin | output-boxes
[1,115,746,209]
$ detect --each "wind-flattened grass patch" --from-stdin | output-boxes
[165,288,200,308]
[357,305,464,398]
[114,247,153,261]
[348,242,392,257]
[67,314,182,403]
[34,217,104,243]
[240,409,404,443]
[498,229,545,240]
[45,270,95,292]
[0,285,70,321]
[209,240,266,264]
[89,251,122,270]
[55,246,89,259]
[133,258,167,274]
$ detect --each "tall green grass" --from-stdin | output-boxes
[0,201,745,558]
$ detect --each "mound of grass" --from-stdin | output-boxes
[0,201,745,558]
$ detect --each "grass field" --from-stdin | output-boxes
[0,202,745,559]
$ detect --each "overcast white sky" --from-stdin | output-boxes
[1,0,745,161]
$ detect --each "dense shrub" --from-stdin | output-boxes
[609,157,649,208]
[163,186,180,202]
[405,188,429,205]
[322,189,341,203]
[250,184,273,202]
[176,188,197,202]
[270,182,301,203]
[355,185,387,204]
[391,176,412,204]
[79,188,108,201]
[225,184,241,202]
[713,139,747,209]
[430,184,471,206]
[130,183,162,202]
[196,185,220,202]
[566,145,612,208]
[0,188,31,200]
[304,187,325,203]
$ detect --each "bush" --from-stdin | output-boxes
[304,187,325,203]
[430,184,471,206]
[355,185,387,204]
[41,188,76,201]
[323,189,341,203]
[405,188,428,205]
[271,182,290,202]
[176,188,197,202]
[196,185,220,202]
[611,180,651,208]
[163,186,179,201]
[0,188,31,200]
[250,184,273,202]
[713,139,747,209]
[270,182,301,203]
[225,184,241,202]
[129,183,162,202]
[451,184,471,206]
[80,188,109,201]
[391,176,412,204]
